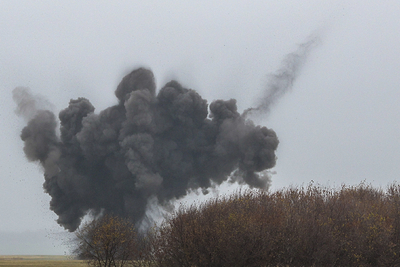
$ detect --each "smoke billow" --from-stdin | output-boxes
[13,34,319,231]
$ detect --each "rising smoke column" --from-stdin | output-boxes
[13,33,319,231]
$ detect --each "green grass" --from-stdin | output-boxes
[0,255,86,266]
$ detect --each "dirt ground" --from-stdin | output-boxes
[0,255,86,267]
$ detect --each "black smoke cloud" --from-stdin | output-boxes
[13,33,319,231]
[13,71,278,231]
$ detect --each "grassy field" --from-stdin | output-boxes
[0,255,86,266]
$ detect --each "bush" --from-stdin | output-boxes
[151,183,400,266]
[73,215,150,267]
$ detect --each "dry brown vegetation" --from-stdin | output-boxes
[70,183,400,266]
[73,215,151,267]
[149,183,400,267]
[74,216,132,266]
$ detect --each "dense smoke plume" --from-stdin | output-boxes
[13,34,319,231]
[13,78,278,231]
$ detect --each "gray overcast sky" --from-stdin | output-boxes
[1,0,399,255]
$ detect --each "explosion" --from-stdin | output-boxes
[13,33,319,231]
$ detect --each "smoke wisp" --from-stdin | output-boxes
[243,32,321,118]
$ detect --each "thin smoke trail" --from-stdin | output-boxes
[243,32,321,118]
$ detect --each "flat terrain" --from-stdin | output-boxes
[0,255,85,266]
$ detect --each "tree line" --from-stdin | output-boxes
[74,183,400,266]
